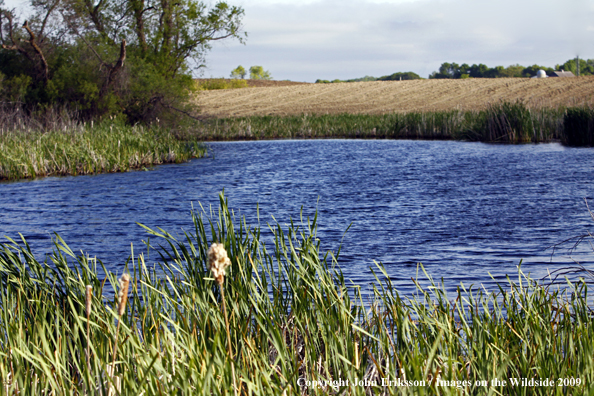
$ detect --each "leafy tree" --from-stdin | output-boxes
[249,65,271,80]
[468,64,489,78]
[499,64,524,78]
[429,62,460,79]
[0,0,246,123]
[230,65,246,79]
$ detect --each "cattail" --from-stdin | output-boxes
[112,273,130,377]
[85,285,93,371]
[117,274,130,316]
[207,243,231,285]
[208,243,237,396]
[85,285,93,317]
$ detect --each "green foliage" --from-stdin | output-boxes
[429,60,594,79]
[0,0,246,124]
[196,78,248,90]
[1,193,594,394]
[2,74,32,102]
[497,64,524,77]
[556,58,594,76]
[230,65,246,79]
[249,65,272,80]
[377,71,422,81]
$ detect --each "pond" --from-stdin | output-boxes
[1,139,593,295]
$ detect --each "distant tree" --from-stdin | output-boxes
[459,63,471,76]
[378,72,421,81]
[345,75,376,82]
[429,62,460,79]
[499,64,524,78]
[249,65,272,80]
[522,65,554,77]
[555,59,594,76]
[230,65,246,79]
[468,64,489,78]
[485,66,504,78]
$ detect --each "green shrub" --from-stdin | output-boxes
[0,0,245,125]
[196,78,249,91]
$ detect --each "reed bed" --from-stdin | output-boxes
[195,103,572,144]
[563,107,594,146]
[0,122,207,181]
[0,194,593,395]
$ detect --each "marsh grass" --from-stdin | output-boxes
[0,193,593,395]
[0,122,207,181]
[196,79,250,91]
[196,103,570,144]
[563,107,594,146]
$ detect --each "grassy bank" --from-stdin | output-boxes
[1,194,592,395]
[0,122,207,181]
[2,101,592,183]
[196,102,593,144]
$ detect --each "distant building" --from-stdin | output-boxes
[550,70,575,77]
[531,70,548,78]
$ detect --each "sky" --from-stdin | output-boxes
[4,0,594,82]
[203,0,594,81]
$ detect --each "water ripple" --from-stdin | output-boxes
[1,139,593,294]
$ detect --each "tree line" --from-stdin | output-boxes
[0,0,245,124]
[317,58,593,84]
[316,71,422,83]
[429,59,594,79]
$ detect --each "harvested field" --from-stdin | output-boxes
[194,77,594,117]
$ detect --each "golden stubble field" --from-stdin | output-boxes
[193,77,594,117]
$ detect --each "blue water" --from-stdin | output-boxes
[1,140,593,294]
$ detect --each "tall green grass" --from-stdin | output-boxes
[0,122,207,181]
[563,107,594,146]
[0,193,593,395]
[196,103,570,144]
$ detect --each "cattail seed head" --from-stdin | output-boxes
[85,285,93,317]
[117,274,130,316]
[207,243,231,285]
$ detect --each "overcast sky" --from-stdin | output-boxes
[203,0,594,81]
[4,0,594,81]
